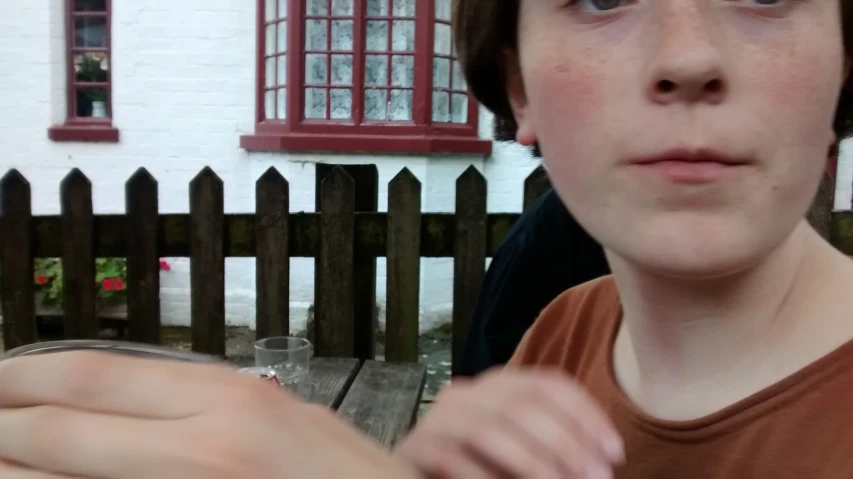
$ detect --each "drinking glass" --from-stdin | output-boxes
[254,336,311,390]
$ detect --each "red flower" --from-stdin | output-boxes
[159,260,171,271]
[114,278,125,291]
[102,278,114,291]
[35,275,47,285]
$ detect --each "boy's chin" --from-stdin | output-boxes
[613,239,770,281]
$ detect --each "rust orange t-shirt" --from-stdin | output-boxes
[508,276,853,478]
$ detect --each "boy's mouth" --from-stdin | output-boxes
[628,148,751,184]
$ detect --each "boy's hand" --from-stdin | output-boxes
[395,368,624,478]
[0,351,419,478]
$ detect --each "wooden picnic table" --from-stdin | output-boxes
[234,357,427,448]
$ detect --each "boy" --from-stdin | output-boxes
[395,0,853,477]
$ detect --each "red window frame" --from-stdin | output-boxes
[241,0,491,154]
[48,0,119,143]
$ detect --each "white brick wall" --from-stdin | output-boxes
[0,0,538,332]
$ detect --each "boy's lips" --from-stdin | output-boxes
[627,148,752,184]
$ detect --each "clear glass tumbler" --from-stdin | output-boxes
[254,336,311,390]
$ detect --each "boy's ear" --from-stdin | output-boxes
[502,49,537,147]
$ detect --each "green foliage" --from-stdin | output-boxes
[33,258,170,305]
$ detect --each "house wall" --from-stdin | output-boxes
[0,0,539,332]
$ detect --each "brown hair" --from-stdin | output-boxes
[453,1,853,149]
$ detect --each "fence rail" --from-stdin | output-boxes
[0,165,845,373]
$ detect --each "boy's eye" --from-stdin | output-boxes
[566,0,627,13]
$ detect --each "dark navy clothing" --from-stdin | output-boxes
[457,188,609,376]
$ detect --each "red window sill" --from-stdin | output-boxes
[240,132,492,155]
[48,124,120,143]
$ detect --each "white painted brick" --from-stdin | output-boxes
[0,0,537,332]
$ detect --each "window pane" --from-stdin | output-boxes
[74,0,106,12]
[435,0,451,21]
[389,89,412,121]
[305,88,328,119]
[433,58,450,89]
[365,55,388,86]
[452,60,466,90]
[265,57,276,87]
[277,21,288,53]
[331,20,353,51]
[265,0,276,20]
[393,0,415,16]
[366,20,388,51]
[432,91,450,123]
[266,24,276,54]
[277,55,287,86]
[73,16,107,48]
[332,0,354,15]
[391,55,413,87]
[307,0,328,15]
[278,0,288,18]
[365,89,387,120]
[74,52,109,82]
[451,93,468,123]
[367,0,388,15]
[75,87,109,118]
[331,54,353,85]
[330,88,352,119]
[305,19,328,50]
[433,23,451,55]
[277,88,287,119]
[305,53,328,85]
[265,90,276,120]
[392,20,414,52]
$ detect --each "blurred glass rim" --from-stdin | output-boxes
[1,340,224,364]
[254,336,312,353]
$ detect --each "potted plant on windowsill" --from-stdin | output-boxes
[86,89,108,118]
[75,54,109,118]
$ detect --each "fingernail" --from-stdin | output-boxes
[603,437,625,462]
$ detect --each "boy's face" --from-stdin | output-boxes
[510,0,845,277]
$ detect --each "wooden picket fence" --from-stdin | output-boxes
[1,165,849,373]
[0,165,553,373]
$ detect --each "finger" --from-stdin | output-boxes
[0,461,76,479]
[501,402,614,478]
[523,371,624,462]
[0,405,181,478]
[0,351,259,419]
[396,437,495,479]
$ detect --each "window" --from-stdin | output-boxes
[241,0,491,154]
[49,0,119,142]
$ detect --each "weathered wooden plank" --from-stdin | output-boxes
[317,164,379,361]
[0,170,36,349]
[25,212,522,259]
[255,167,290,340]
[60,169,97,339]
[523,165,551,210]
[337,360,426,448]
[315,167,356,357]
[226,356,360,408]
[452,166,487,375]
[125,168,160,344]
[303,357,361,408]
[189,168,225,356]
[385,168,421,363]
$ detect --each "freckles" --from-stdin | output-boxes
[525,51,604,139]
